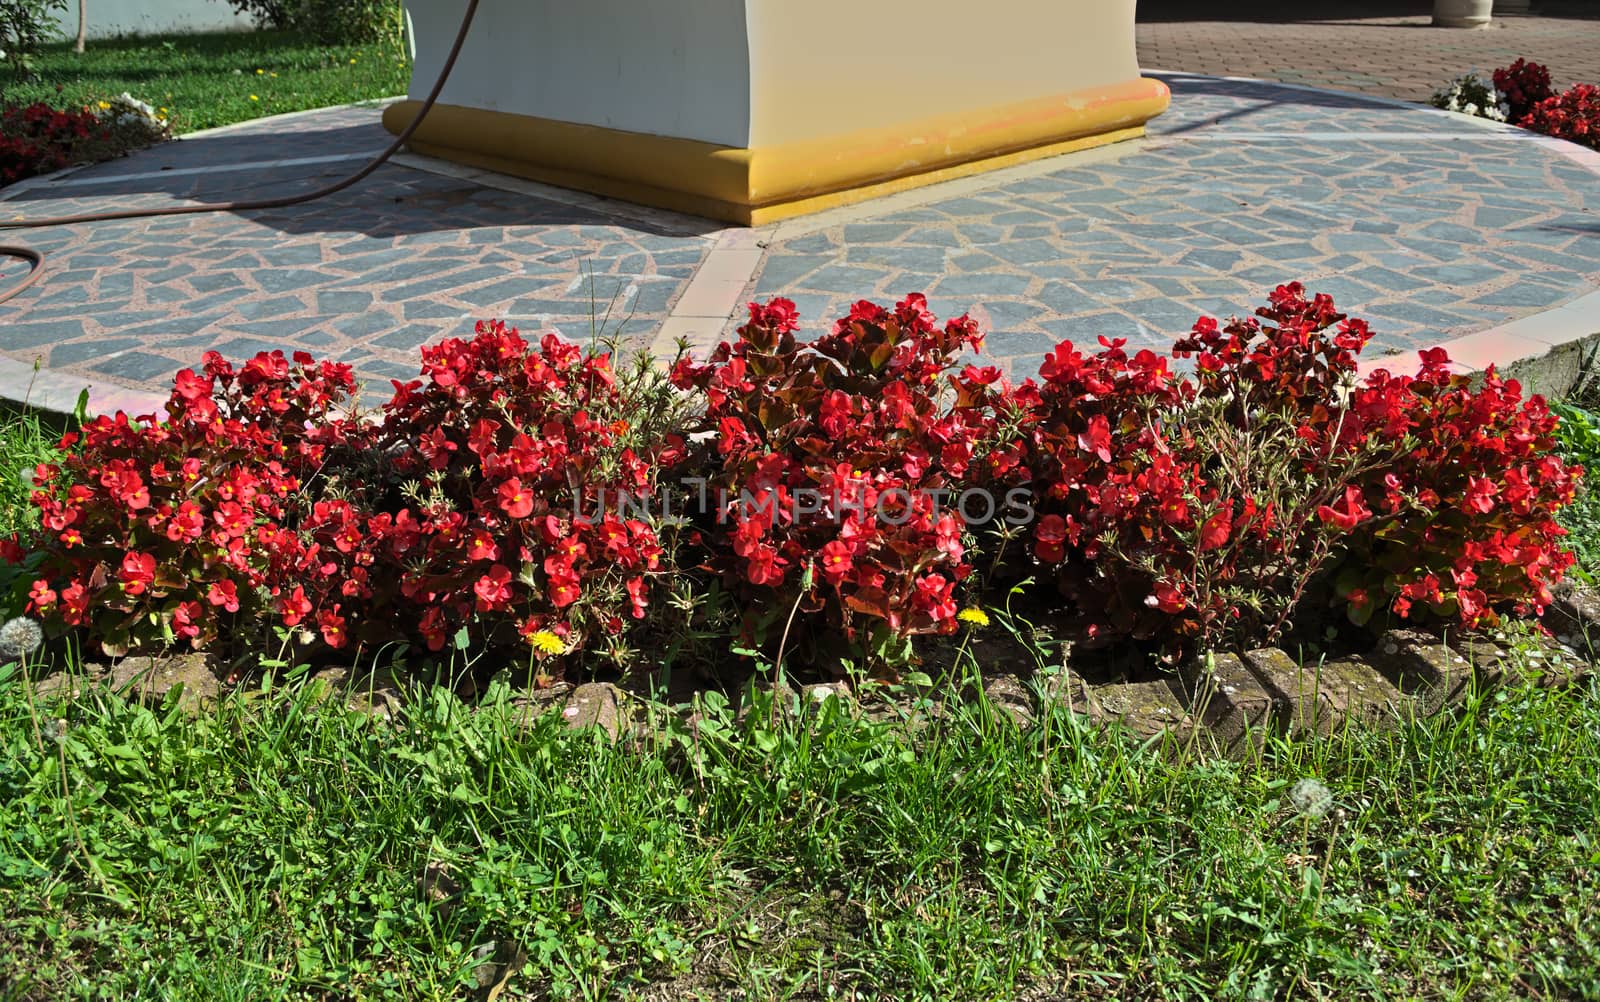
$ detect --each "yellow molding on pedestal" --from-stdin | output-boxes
[383,77,1170,225]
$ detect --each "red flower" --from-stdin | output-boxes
[1035,514,1068,563]
[474,564,514,611]
[174,368,212,403]
[498,478,534,519]
[280,586,312,627]
[1317,487,1372,532]
[173,601,203,641]
[1464,476,1498,514]
[119,552,157,596]
[818,540,853,584]
[207,580,241,612]
[318,607,349,649]
[1198,508,1233,552]
[28,579,57,611]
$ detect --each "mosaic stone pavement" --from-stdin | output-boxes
[2,73,1599,403]
[753,73,1600,377]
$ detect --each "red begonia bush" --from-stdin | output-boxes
[4,286,1583,674]
[1520,83,1600,151]
[369,320,683,667]
[0,103,105,186]
[1014,283,1580,653]
[18,350,370,655]
[668,295,1020,664]
[1494,59,1554,123]
[1336,351,1577,626]
[0,99,171,188]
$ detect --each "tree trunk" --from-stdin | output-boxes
[75,0,87,54]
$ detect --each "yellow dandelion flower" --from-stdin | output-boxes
[529,630,564,655]
[349,57,357,64]
[957,607,990,628]
[249,95,259,102]
[255,68,264,74]
[97,100,110,110]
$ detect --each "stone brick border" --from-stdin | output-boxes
[22,584,1595,763]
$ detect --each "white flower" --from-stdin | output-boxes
[1289,777,1334,819]
[1463,102,1479,116]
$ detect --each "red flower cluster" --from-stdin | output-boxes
[1519,82,1600,151]
[373,320,669,657]
[8,289,1584,669]
[22,350,364,654]
[1013,283,1579,649]
[670,296,1012,656]
[0,103,107,186]
[1493,59,1553,123]
[1340,352,1577,627]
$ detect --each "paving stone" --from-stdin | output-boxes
[1085,678,1194,742]
[109,653,221,714]
[1177,652,1278,753]
[1365,629,1475,713]
[1546,582,1600,656]
[983,675,1036,728]
[0,320,87,348]
[563,675,624,736]
[92,351,188,381]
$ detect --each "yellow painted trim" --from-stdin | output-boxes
[384,77,1170,225]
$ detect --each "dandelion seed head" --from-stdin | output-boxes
[1289,777,1334,819]
[0,616,44,660]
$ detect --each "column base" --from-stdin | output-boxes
[382,77,1170,226]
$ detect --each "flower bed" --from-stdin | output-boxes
[0,94,170,188]
[1437,60,1600,152]
[1,285,1582,680]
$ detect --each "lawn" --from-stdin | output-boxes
[0,407,1598,1000]
[0,30,411,134]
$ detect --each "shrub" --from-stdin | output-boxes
[1018,286,1393,650]
[369,321,688,669]
[669,296,1018,667]
[19,350,369,656]
[1520,83,1600,151]
[217,0,401,44]
[1016,284,1579,653]
[1494,59,1553,123]
[0,0,65,81]
[1335,353,1578,626]
[0,102,101,186]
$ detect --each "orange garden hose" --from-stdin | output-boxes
[0,0,481,308]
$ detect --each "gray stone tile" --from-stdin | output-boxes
[0,320,87,348]
[92,351,185,381]
[935,273,1034,298]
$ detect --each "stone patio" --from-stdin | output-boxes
[2,72,1599,413]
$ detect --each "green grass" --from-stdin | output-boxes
[1,646,1598,1000]
[0,405,62,538]
[1,31,411,134]
[1555,400,1600,581]
[1,411,1598,1000]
